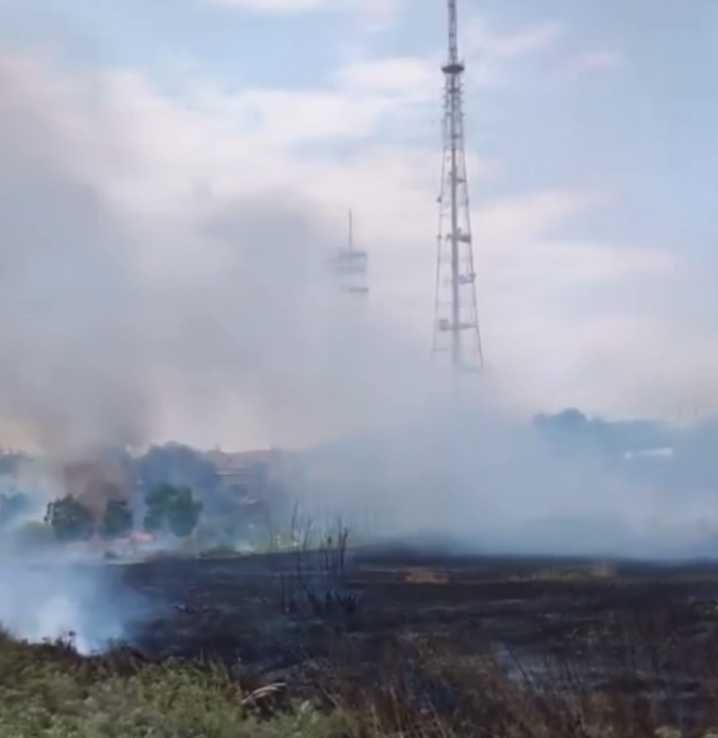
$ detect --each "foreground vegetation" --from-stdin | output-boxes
[3,623,718,738]
[0,629,345,738]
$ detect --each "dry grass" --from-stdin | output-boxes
[403,567,451,585]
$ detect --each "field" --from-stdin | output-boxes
[107,549,718,736]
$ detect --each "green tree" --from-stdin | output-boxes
[144,484,175,533]
[167,487,202,538]
[144,484,202,539]
[101,499,133,540]
[143,505,165,534]
[44,496,95,542]
[138,444,219,494]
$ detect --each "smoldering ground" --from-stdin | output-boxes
[0,557,146,655]
[0,459,148,653]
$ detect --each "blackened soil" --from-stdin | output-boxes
[119,550,718,689]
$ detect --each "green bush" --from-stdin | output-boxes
[101,499,133,540]
[0,632,354,738]
[144,484,202,539]
[44,496,95,542]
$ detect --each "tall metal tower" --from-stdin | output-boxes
[432,0,483,371]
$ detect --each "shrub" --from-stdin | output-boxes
[144,484,202,539]
[101,499,133,540]
[44,496,95,542]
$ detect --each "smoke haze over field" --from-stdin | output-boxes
[2,0,718,651]
[293,406,718,561]
[2,50,718,563]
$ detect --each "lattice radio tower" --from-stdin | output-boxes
[432,0,483,371]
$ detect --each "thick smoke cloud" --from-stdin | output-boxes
[0,59,150,453]
[0,52,451,649]
[293,405,718,560]
[0,53,443,455]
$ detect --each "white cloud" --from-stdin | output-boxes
[207,0,330,12]
[478,190,594,243]
[337,57,436,100]
[461,17,624,88]
[206,0,405,25]
[198,87,391,143]
[457,18,563,89]
[464,19,563,61]
[564,49,626,80]
[354,0,404,29]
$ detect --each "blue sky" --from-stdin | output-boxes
[4,0,715,236]
[0,0,717,447]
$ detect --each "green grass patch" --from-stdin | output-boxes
[0,631,353,738]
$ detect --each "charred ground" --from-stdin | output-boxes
[119,551,718,722]
[7,551,718,736]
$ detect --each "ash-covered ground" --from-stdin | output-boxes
[118,549,718,709]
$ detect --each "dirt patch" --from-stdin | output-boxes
[403,567,450,585]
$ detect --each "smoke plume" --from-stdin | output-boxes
[0,52,443,455]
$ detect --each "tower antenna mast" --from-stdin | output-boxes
[432,0,483,371]
[330,208,369,296]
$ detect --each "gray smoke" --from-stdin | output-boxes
[292,403,718,560]
[2,51,718,562]
[0,54,439,455]
[0,52,446,649]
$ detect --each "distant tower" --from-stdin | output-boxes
[432,0,483,371]
[331,209,369,296]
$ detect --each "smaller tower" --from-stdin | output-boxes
[331,209,369,296]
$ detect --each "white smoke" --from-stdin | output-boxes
[0,559,141,654]
[291,401,718,560]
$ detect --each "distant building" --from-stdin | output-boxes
[205,449,283,502]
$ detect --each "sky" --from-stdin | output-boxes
[0,0,717,450]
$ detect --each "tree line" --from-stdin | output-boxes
[43,483,203,543]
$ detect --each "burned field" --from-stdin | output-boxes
[119,551,718,725]
[5,552,718,738]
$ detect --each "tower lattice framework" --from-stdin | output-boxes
[432,0,483,371]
